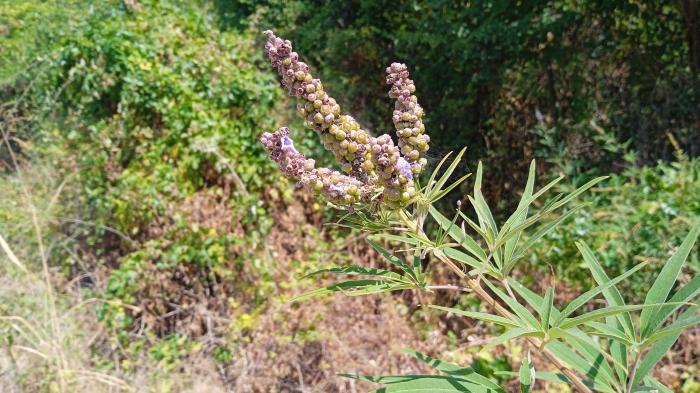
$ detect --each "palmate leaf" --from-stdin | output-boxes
[291,280,410,302]
[640,221,700,339]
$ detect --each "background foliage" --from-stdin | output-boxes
[1,0,699,392]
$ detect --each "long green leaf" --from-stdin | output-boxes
[560,304,662,330]
[368,240,416,278]
[549,176,608,211]
[640,221,700,338]
[584,322,632,345]
[519,351,534,393]
[429,305,522,328]
[291,280,407,302]
[343,374,497,392]
[430,206,487,261]
[554,261,648,325]
[540,288,553,329]
[429,147,467,199]
[483,279,541,329]
[502,161,536,265]
[369,377,497,393]
[642,312,700,347]
[576,241,635,337]
[644,275,700,337]
[483,327,543,352]
[633,306,697,386]
[508,205,585,270]
[443,247,484,271]
[546,341,616,393]
[305,266,406,282]
[402,350,504,391]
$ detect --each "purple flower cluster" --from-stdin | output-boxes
[387,63,429,175]
[260,127,369,205]
[260,31,429,209]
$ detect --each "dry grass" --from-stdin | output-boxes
[0,121,132,392]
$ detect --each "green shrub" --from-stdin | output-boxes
[525,155,700,301]
[16,0,314,339]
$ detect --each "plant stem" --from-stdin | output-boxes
[626,352,640,393]
[426,284,471,293]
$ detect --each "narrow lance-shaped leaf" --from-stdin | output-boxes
[502,160,536,264]
[540,288,553,329]
[429,147,466,199]
[519,351,535,393]
[368,239,417,279]
[483,279,541,329]
[483,327,543,352]
[304,266,406,282]
[554,261,647,326]
[429,205,487,261]
[401,349,505,392]
[429,305,523,328]
[559,304,667,330]
[644,275,700,337]
[633,307,698,386]
[291,280,409,302]
[576,241,635,337]
[640,221,700,339]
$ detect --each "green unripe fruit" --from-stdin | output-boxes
[313,180,323,191]
[335,131,346,140]
[348,142,358,153]
[313,113,324,123]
